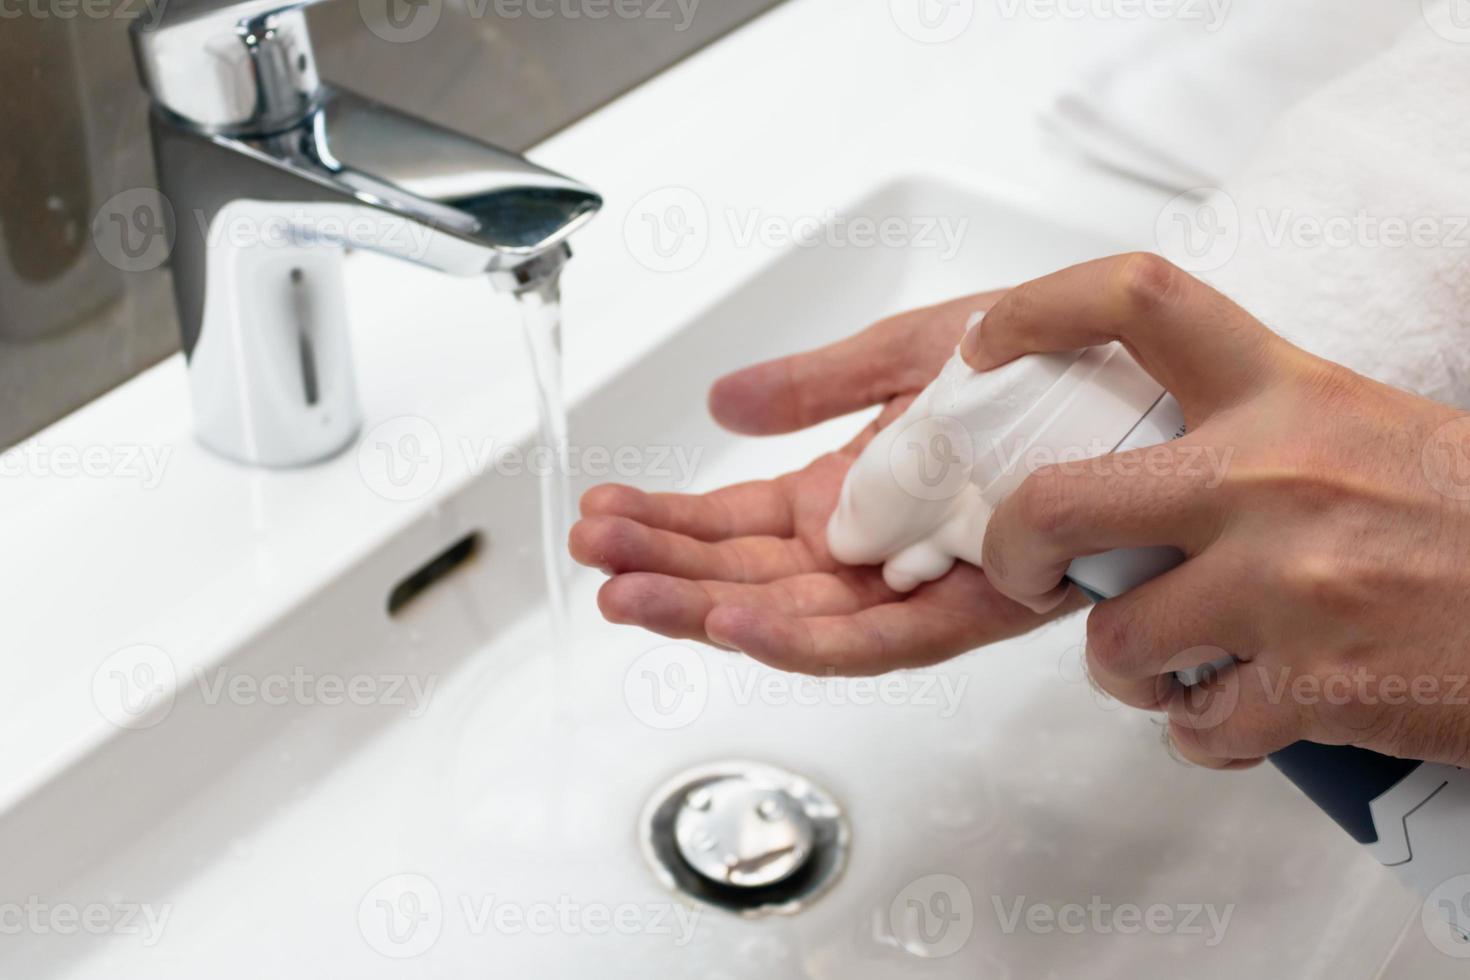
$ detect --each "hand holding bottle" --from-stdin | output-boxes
[964,253,1470,770]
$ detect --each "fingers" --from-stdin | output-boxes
[981,443,1227,610]
[960,253,1287,419]
[1165,727,1265,771]
[1168,660,1470,770]
[597,571,881,643]
[580,482,793,541]
[1082,552,1258,711]
[569,515,817,582]
[704,605,922,675]
[1163,663,1305,769]
[709,292,1002,435]
[705,563,1071,675]
[1068,550,1298,768]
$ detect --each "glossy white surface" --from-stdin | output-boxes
[1,0,1454,975]
[5,172,1431,978]
[2,0,1168,817]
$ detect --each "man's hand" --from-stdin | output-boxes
[963,253,1470,770]
[570,292,1070,675]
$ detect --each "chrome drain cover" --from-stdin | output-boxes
[675,776,817,888]
[641,761,849,917]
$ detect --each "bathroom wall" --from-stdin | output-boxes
[0,0,779,449]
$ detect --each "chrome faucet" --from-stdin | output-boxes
[130,0,601,467]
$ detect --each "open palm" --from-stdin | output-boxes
[568,292,1076,675]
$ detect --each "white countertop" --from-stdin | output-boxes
[0,0,1170,815]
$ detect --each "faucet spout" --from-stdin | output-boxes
[245,87,601,276]
[132,4,600,467]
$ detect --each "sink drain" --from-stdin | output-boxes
[640,761,849,917]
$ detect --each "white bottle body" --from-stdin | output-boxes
[1065,393,1186,600]
[827,336,1174,594]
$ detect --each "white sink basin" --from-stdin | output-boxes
[2,176,1429,978]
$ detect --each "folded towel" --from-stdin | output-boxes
[1048,0,1421,190]
[1194,8,1470,409]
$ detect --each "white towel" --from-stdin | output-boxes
[1193,10,1470,409]
[1049,0,1421,190]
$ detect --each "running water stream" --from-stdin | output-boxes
[511,272,576,646]
[510,272,579,822]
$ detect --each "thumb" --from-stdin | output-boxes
[959,253,1286,420]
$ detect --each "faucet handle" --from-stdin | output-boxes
[131,0,332,134]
